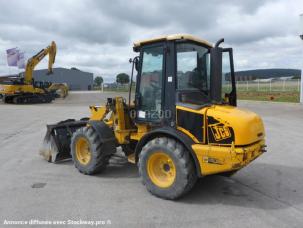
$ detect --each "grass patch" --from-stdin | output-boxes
[237,91,300,103]
[97,87,300,103]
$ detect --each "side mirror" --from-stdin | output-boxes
[129,57,140,72]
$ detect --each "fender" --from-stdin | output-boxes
[135,126,202,177]
[88,121,117,144]
[88,121,117,156]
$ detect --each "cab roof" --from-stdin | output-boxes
[133,34,213,49]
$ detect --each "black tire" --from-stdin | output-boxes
[71,126,114,175]
[138,137,197,200]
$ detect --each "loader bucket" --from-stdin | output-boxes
[40,119,88,163]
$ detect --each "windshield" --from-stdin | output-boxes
[176,43,211,105]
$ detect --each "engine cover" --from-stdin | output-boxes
[206,105,265,146]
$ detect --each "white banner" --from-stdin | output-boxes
[6,47,19,66]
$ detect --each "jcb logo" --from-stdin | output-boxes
[211,125,231,141]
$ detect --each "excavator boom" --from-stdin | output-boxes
[24,41,57,84]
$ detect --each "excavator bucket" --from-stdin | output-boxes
[40,119,87,163]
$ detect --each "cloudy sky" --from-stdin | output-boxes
[0,0,302,82]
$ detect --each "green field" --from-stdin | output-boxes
[95,80,301,103]
[225,80,301,103]
[237,91,300,103]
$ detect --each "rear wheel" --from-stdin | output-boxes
[138,137,197,199]
[71,126,114,175]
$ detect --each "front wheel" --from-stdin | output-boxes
[71,126,115,175]
[138,137,197,200]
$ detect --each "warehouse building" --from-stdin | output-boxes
[33,67,93,90]
[226,68,301,81]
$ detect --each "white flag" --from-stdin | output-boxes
[6,47,19,66]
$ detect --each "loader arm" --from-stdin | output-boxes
[24,41,57,84]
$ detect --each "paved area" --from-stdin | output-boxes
[0,92,303,228]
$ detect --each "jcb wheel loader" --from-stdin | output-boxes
[40,34,266,199]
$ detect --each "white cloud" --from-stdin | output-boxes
[0,0,302,82]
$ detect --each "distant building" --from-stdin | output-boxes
[226,68,301,81]
[33,67,93,90]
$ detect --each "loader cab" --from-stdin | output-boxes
[133,34,236,125]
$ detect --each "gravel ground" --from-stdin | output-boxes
[0,91,302,228]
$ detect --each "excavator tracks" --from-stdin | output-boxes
[3,93,55,104]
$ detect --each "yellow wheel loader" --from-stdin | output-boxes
[40,34,266,199]
[0,41,69,104]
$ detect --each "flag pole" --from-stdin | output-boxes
[300,14,303,104]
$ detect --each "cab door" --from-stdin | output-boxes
[135,44,165,122]
[222,48,237,106]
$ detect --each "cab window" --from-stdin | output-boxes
[176,43,211,105]
[137,46,164,120]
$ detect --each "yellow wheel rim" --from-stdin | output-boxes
[75,137,91,165]
[147,152,176,188]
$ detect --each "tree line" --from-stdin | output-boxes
[94,73,130,87]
